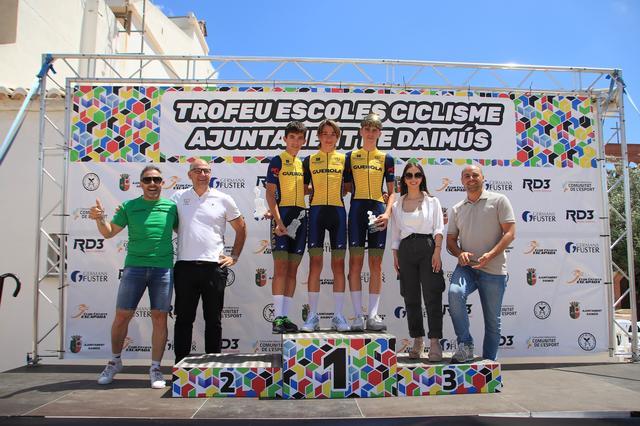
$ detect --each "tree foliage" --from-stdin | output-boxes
[607,165,640,275]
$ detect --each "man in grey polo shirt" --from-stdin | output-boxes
[446,165,515,362]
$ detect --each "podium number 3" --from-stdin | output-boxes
[442,369,457,391]
[322,347,347,390]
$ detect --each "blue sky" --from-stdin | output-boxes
[156,0,640,143]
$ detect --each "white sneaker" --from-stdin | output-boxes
[451,342,474,363]
[301,313,320,332]
[149,367,166,389]
[365,315,387,331]
[97,361,123,385]
[331,313,350,332]
[350,314,366,331]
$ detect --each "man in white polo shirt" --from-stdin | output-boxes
[172,158,247,362]
[446,165,515,363]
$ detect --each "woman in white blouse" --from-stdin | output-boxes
[391,162,445,361]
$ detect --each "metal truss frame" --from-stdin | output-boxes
[28,54,637,364]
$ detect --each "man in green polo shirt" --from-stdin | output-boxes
[89,165,178,389]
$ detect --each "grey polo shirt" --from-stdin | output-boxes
[448,190,515,275]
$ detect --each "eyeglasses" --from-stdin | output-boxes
[319,132,337,137]
[141,176,163,184]
[190,168,211,175]
[404,172,423,180]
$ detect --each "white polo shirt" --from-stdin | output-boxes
[171,188,242,262]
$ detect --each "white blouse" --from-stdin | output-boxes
[390,192,445,250]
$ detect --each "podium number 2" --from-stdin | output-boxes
[442,369,457,391]
[220,371,235,393]
[322,347,347,390]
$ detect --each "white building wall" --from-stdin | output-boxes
[0,0,213,372]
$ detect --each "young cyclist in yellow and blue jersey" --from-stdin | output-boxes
[265,121,309,334]
[300,119,349,332]
[344,113,396,331]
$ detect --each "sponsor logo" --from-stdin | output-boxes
[526,268,537,286]
[134,307,152,318]
[252,339,282,353]
[443,304,473,315]
[521,210,556,223]
[499,335,515,349]
[163,176,191,190]
[210,177,246,189]
[527,336,559,348]
[436,177,465,192]
[566,209,595,223]
[255,268,268,287]
[119,174,130,191]
[222,306,243,319]
[563,181,595,192]
[578,332,596,351]
[525,267,557,284]
[69,335,82,353]
[501,304,517,317]
[124,337,151,353]
[72,238,105,253]
[569,301,580,319]
[221,338,240,352]
[361,272,386,284]
[394,306,407,318]
[485,180,513,191]
[320,278,334,286]
[263,303,276,322]
[439,338,457,352]
[166,340,197,352]
[82,173,100,191]
[254,239,271,254]
[534,301,551,319]
[565,241,600,254]
[256,176,268,188]
[116,240,128,253]
[69,270,109,283]
[523,240,557,255]
[71,304,108,319]
[566,269,602,285]
[71,208,93,220]
[69,335,105,352]
[226,269,235,287]
[522,178,551,192]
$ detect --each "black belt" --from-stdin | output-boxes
[179,260,219,266]
[404,233,432,240]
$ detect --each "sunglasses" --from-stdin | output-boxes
[404,172,423,180]
[190,168,211,175]
[141,176,163,184]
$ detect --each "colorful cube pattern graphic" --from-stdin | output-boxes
[281,332,397,399]
[171,336,502,399]
[172,353,282,398]
[396,355,502,396]
[70,86,596,168]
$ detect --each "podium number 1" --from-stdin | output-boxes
[322,347,347,390]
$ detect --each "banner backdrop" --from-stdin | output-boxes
[66,86,608,359]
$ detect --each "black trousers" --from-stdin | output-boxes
[397,235,445,339]
[173,261,228,363]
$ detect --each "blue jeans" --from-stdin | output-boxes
[116,266,173,312]
[448,265,507,360]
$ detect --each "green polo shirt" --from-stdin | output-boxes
[111,196,178,268]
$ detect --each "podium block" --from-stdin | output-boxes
[395,354,502,396]
[172,353,282,398]
[281,332,397,399]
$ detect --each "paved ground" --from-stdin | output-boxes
[0,360,639,422]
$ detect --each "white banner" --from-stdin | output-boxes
[159,91,516,159]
